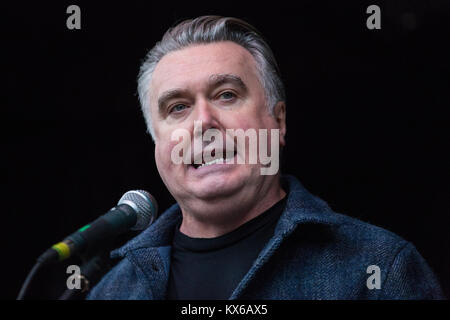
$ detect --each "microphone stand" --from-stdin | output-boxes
[18,230,139,300]
[57,231,137,300]
[58,253,115,300]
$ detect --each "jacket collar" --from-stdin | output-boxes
[111,174,340,299]
[111,174,339,258]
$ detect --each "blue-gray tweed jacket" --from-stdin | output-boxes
[87,175,445,299]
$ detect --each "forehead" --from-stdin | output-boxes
[150,41,260,98]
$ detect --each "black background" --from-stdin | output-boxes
[3,1,450,299]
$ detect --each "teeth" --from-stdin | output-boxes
[198,158,224,169]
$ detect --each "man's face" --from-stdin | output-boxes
[149,41,285,211]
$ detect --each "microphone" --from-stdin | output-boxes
[37,190,158,265]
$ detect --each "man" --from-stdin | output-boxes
[87,16,444,299]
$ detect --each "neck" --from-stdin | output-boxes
[178,176,286,238]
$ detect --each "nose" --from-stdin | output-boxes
[192,98,220,137]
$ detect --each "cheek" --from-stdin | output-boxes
[233,115,275,132]
[226,114,254,130]
[155,141,178,188]
[154,144,164,173]
[154,141,172,171]
[155,135,189,170]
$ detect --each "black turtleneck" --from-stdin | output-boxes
[166,196,287,300]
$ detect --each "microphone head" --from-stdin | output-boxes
[117,190,158,230]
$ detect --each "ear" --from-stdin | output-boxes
[273,102,287,147]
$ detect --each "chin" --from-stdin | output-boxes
[187,173,245,200]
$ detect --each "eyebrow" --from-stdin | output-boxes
[157,89,188,116]
[157,73,248,115]
[207,73,248,93]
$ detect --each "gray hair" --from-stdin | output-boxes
[137,16,286,140]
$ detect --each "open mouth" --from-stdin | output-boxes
[191,150,237,170]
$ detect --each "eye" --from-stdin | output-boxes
[219,91,236,100]
[169,104,188,114]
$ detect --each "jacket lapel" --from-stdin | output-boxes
[229,175,339,299]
